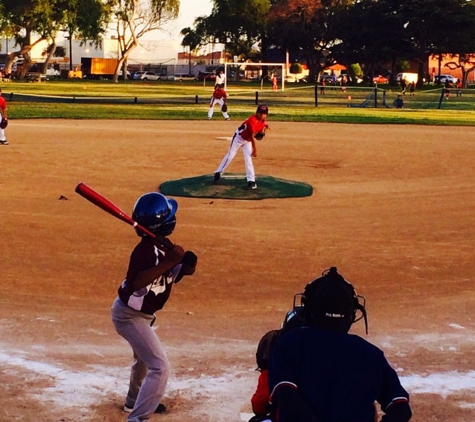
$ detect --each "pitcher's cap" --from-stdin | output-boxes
[256,105,269,114]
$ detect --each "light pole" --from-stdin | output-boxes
[68,32,73,71]
[4,38,9,68]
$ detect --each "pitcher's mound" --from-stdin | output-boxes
[159,173,313,200]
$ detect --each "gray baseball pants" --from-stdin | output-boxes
[111,297,171,422]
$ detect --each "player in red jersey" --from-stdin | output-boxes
[208,83,230,120]
[0,88,8,145]
[213,104,269,190]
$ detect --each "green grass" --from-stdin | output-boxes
[2,79,475,125]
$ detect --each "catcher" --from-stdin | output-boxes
[0,88,8,145]
[213,104,270,190]
[208,83,230,120]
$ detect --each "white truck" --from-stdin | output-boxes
[396,72,418,84]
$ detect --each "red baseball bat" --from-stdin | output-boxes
[75,183,173,250]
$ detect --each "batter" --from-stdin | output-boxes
[111,192,197,422]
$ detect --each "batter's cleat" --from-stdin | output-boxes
[225,117,230,120]
[246,181,257,190]
[213,172,221,184]
[207,116,211,120]
[124,403,167,414]
[0,140,8,145]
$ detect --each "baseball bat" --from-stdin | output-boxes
[75,182,173,250]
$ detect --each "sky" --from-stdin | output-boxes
[167,0,213,41]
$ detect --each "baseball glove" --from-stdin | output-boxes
[255,125,269,141]
[0,119,7,129]
[255,131,265,140]
[221,103,228,113]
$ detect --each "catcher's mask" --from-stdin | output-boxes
[132,192,177,237]
[281,305,307,335]
[301,267,368,334]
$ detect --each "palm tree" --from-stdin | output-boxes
[180,27,201,74]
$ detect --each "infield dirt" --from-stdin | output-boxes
[1,120,475,421]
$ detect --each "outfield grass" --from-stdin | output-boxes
[2,79,475,125]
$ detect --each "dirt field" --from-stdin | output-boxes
[1,119,475,422]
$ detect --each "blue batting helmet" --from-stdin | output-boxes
[132,192,177,237]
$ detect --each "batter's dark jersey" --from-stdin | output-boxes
[269,328,409,422]
[118,237,182,315]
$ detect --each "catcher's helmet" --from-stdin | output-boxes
[281,302,307,335]
[301,267,368,333]
[132,193,177,237]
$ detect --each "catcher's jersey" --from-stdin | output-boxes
[269,328,410,422]
[236,115,267,141]
[118,237,182,315]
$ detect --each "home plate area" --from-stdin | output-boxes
[159,173,313,200]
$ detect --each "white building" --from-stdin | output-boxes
[1,34,191,71]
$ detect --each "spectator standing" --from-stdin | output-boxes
[400,78,407,95]
[445,79,452,99]
[215,69,226,87]
[272,74,278,91]
[320,79,326,95]
[456,79,462,97]
[340,75,347,93]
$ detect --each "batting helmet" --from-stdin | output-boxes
[132,192,177,237]
[301,267,368,334]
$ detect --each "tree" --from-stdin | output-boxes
[180,26,201,74]
[267,0,353,83]
[0,0,108,79]
[188,0,270,60]
[391,0,475,87]
[0,0,60,78]
[445,54,475,87]
[108,0,180,83]
[436,1,475,87]
[329,0,410,85]
[267,0,475,87]
[61,0,110,71]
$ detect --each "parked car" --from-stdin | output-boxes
[373,75,388,84]
[284,74,307,83]
[118,70,132,79]
[45,67,61,78]
[319,74,337,84]
[168,73,197,81]
[434,74,457,84]
[25,72,47,82]
[133,71,160,81]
